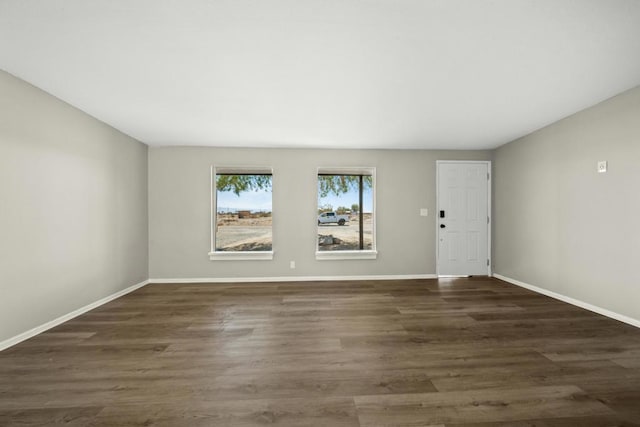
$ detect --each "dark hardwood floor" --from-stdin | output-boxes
[1,277,640,426]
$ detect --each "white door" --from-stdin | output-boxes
[437,161,490,276]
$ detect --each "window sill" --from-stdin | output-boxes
[315,250,378,261]
[209,251,274,261]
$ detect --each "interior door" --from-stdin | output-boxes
[437,161,490,276]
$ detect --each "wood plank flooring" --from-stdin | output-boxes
[1,277,640,426]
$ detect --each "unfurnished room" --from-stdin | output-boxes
[1,1,640,426]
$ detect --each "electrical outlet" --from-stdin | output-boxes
[597,161,607,173]
[290,261,296,269]
[420,208,429,217]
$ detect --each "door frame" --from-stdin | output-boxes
[436,160,492,277]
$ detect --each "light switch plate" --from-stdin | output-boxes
[420,208,429,217]
[597,161,607,173]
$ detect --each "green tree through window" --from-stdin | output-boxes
[317,172,374,252]
[214,171,272,252]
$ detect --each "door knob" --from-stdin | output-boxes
[440,224,446,228]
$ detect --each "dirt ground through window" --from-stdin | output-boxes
[215,214,372,251]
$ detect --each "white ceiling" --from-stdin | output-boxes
[1,0,640,150]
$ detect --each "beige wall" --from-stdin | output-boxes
[493,85,640,321]
[149,147,491,280]
[0,70,149,344]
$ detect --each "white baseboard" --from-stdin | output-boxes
[150,274,437,284]
[0,279,149,352]
[493,273,640,329]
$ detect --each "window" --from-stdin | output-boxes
[209,167,273,260]
[316,167,376,260]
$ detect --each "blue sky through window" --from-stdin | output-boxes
[216,180,373,213]
[318,186,373,213]
[217,188,272,212]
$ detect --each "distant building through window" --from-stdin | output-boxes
[210,167,273,260]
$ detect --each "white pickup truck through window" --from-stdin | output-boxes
[316,167,376,259]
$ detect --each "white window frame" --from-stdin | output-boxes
[209,166,274,261]
[316,167,377,261]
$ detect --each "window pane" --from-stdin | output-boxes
[317,174,373,251]
[215,174,272,251]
